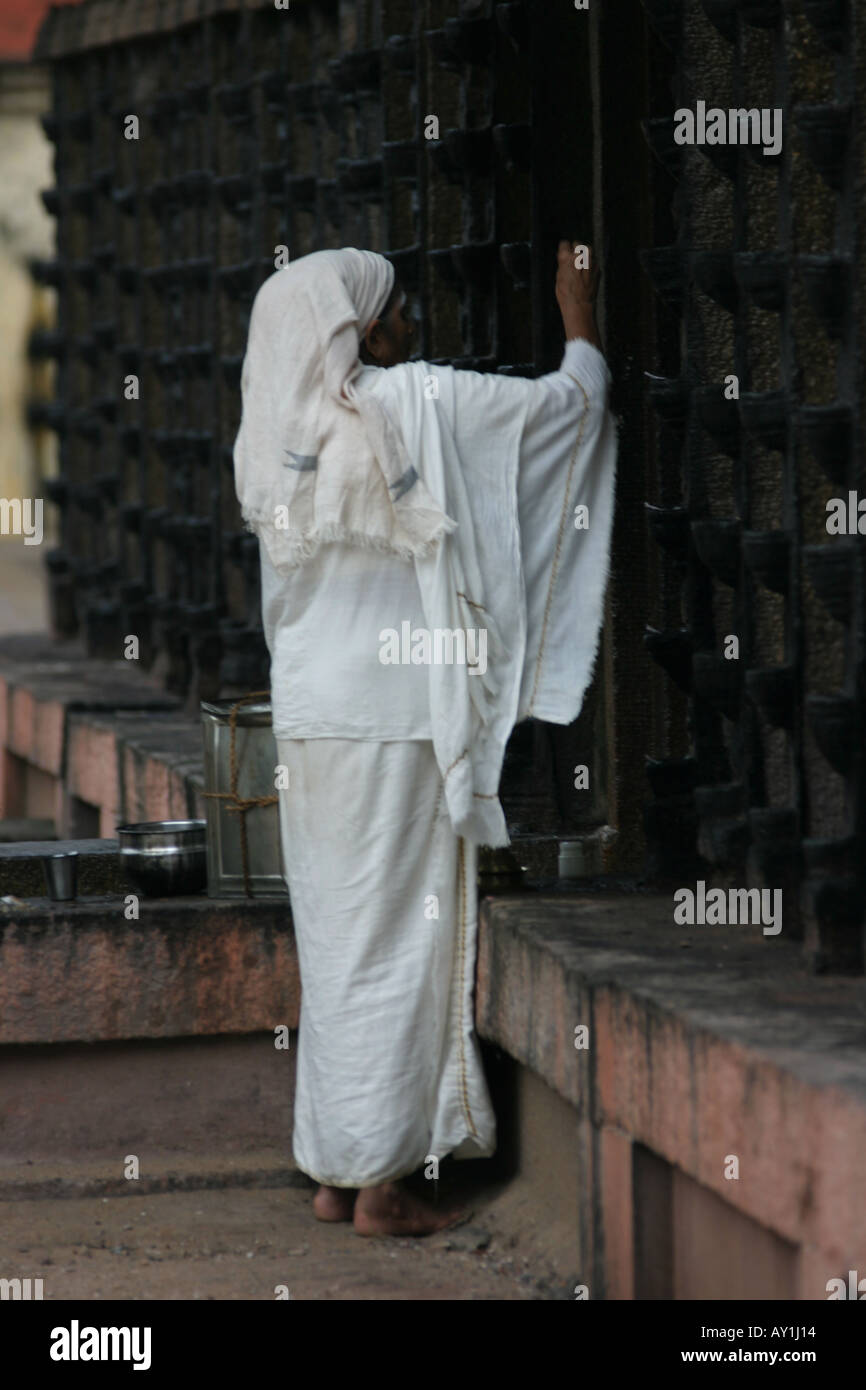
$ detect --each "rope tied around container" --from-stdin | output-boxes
[202,690,278,897]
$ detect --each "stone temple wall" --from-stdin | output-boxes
[640,0,866,970]
[31,0,866,969]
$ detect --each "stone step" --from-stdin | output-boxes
[0,1152,308,1201]
[0,837,125,896]
[0,1177,547,1300]
[0,896,297,1044]
[0,817,57,843]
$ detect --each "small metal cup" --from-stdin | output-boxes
[42,850,79,901]
[558,840,586,881]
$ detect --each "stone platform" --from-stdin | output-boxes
[2,635,866,1299]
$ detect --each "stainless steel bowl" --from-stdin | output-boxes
[116,820,207,897]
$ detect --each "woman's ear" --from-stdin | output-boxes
[362,318,384,364]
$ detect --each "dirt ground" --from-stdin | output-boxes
[0,1169,566,1301]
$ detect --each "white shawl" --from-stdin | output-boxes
[233,249,456,571]
[358,351,617,847]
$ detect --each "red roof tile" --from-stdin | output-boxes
[0,0,82,62]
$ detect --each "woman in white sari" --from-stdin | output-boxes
[234,241,616,1236]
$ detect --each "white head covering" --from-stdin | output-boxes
[233,248,457,574]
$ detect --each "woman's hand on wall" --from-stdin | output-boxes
[555,239,602,350]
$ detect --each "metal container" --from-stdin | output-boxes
[200,698,286,898]
[117,820,208,897]
[42,850,78,901]
[558,839,587,880]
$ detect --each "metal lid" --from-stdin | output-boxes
[200,699,272,725]
[116,820,207,835]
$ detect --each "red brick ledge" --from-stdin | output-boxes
[0,896,299,1044]
[477,892,866,1288]
[0,635,204,832]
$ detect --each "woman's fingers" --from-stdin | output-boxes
[555,239,600,303]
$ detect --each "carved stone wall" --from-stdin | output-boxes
[641,0,866,970]
[33,0,865,966]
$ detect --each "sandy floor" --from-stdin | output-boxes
[0,1179,559,1301]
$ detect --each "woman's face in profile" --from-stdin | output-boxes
[361,283,415,367]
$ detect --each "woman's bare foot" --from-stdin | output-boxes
[313,1184,356,1222]
[353,1180,470,1238]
